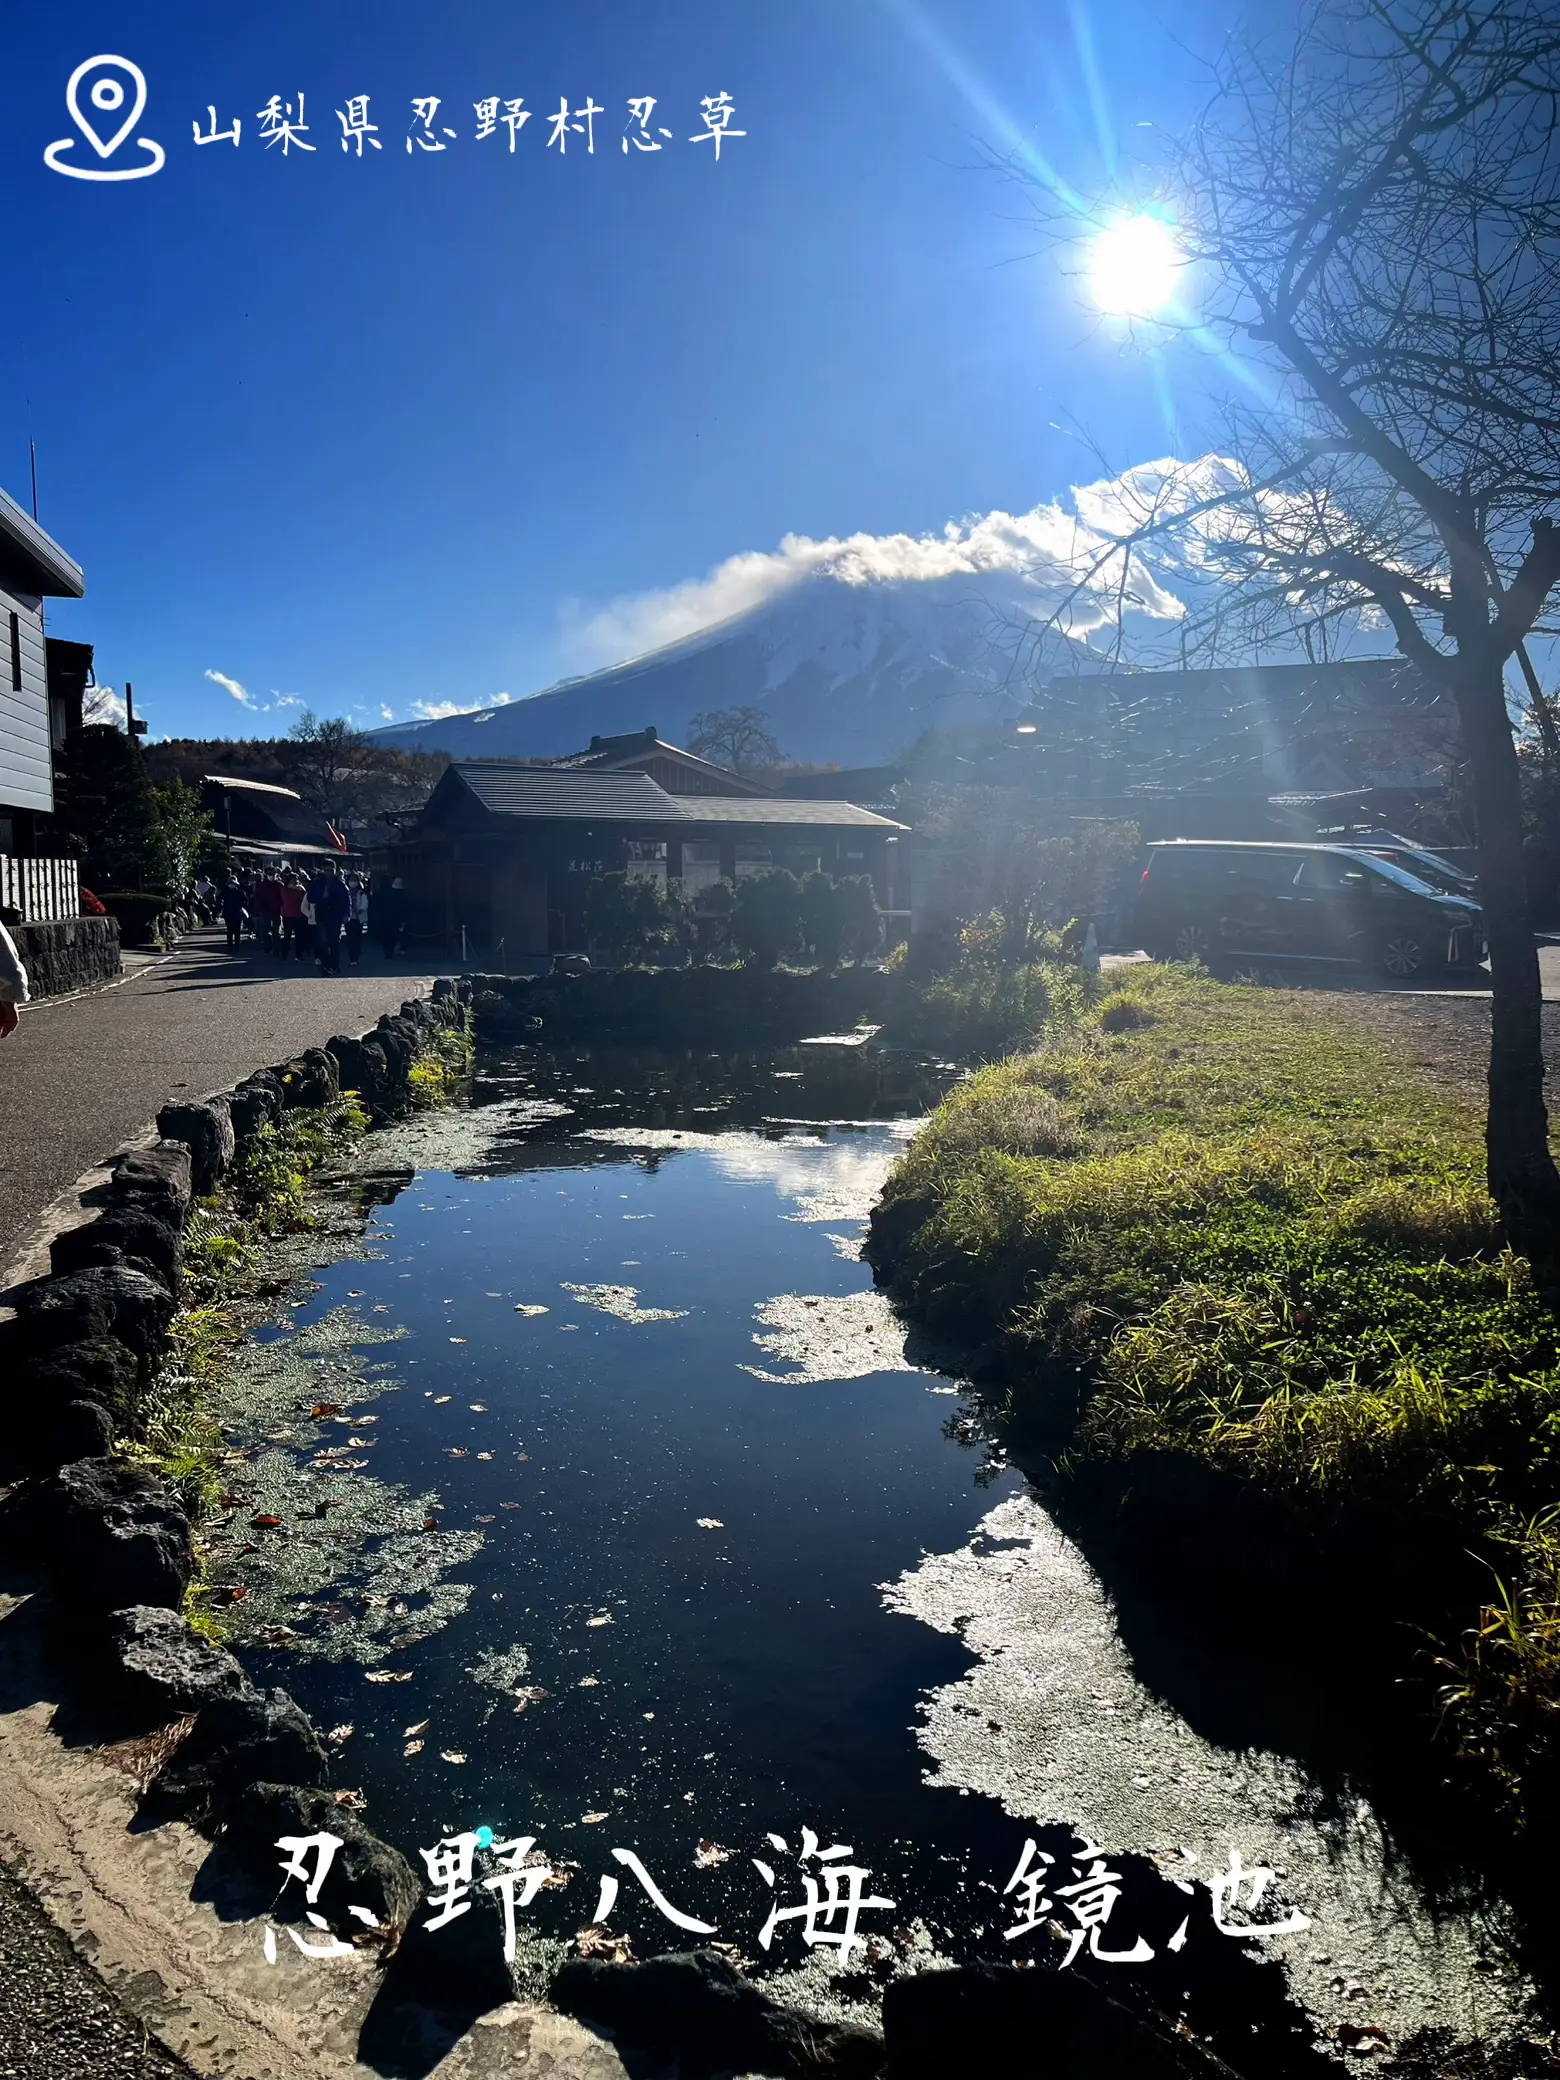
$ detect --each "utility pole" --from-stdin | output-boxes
[124,680,148,742]
[29,442,38,522]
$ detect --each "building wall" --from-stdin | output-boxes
[0,583,52,822]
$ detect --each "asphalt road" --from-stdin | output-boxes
[0,929,437,1276]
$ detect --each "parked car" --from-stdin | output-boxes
[1135,840,1485,979]
[1344,831,1478,899]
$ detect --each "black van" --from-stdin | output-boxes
[1135,840,1485,979]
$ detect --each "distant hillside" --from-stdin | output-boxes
[369,573,1071,764]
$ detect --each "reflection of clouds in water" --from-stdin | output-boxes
[884,1495,1527,2048]
[741,1290,914,1384]
[575,1125,904,1226]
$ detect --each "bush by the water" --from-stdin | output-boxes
[869,963,1560,1821]
[881,918,1098,1059]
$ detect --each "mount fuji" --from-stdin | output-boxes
[369,573,1081,766]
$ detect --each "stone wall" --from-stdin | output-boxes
[14,915,122,998]
[0,977,471,1978]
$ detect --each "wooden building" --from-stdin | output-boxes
[391,750,905,955]
[0,486,84,867]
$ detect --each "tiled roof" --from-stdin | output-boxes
[664,795,903,829]
[455,766,678,821]
[450,763,903,829]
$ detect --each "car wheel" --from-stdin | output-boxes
[1172,922,1214,964]
[1379,931,1428,979]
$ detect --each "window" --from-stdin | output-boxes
[1293,855,1373,893]
[8,612,19,692]
[1221,851,1302,891]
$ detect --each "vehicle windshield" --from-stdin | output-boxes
[1364,847,1472,894]
[1346,852,1448,899]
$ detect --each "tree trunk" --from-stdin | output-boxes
[1455,662,1560,1280]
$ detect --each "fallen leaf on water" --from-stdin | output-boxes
[310,1404,342,1421]
[403,1722,430,1740]
[441,1750,468,1765]
[577,1676,600,1688]
[586,1613,613,1628]
[348,1291,365,1298]
[514,1453,531,1462]
[449,1338,466,1345]
[474,1513,496,1524]
[513,1687,550,1712]
[434,1396,452,1405]
[218,1493,248,1511]
[261,1625,296,1643]
[501,1501,521,1509]
[695,1842,733,1868]
[469,1403,487,1412]
[514,1304,549,1317]
[476,1452,494,1462]
[575,1926,633,1962]
[217,1585,247,1604]
[580,1812,609,1825]
[353,1415,378,1426]
[423,1517,440,1531]
[365,1670,413,1685]
[326,1724,355,1744]
[446,1448,469,1459]
[333,1788,367,1811]
[696,1518,725,1530]
[250,1515,283,1530]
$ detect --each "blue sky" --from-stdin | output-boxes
[1,0,1239,738]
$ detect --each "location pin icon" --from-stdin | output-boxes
[65,55,148,161]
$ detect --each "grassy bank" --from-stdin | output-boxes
[867,964,1560,1822]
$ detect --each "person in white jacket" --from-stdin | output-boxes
[0,919,28,1038]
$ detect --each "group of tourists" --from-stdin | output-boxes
[194,863,410,974]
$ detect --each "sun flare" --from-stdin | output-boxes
[1087,213,1186,319]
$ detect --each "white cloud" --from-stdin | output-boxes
[83,684,127,728]
[205,668,261,711]
[380,705,395,722]
[273,693,305,709]
[407,691,514,724]
[557,462,1234,674]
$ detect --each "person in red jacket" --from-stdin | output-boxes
[279,871,307,960]
[254,869,285,955]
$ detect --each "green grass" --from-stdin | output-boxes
[872,963,1560,1816]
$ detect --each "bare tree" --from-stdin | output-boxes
[686,705,785,774]
[280,711,445,833]
[1018,0,1560,1268]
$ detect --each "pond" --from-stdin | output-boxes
[204,1041,1532,2065]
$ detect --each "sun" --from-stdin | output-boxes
[1086,213,1186,319]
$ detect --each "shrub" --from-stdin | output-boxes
[729,869,803,969]
[584,872,687,965]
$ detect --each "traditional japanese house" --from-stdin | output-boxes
[390,752,906,955]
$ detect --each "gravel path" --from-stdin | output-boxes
[1299,988,1560,1110]
[0,928,436,1275]
[0,1866,195,2080]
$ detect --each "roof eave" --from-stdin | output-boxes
[0,488,85,598]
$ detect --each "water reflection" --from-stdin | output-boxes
[209,1042,1527,2065]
